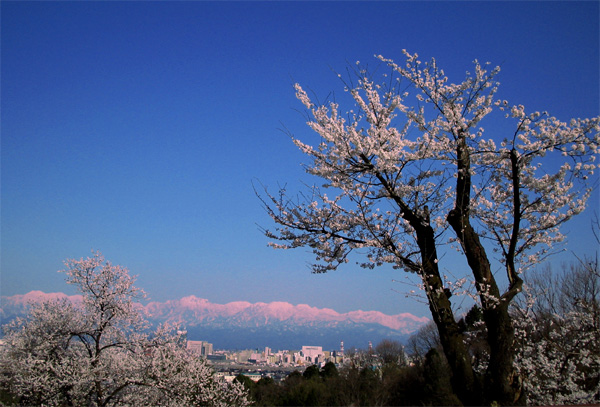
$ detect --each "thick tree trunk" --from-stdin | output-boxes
[370,156,481,405]
[445,131,524,405]
[425,280,479,406]
[447,207,523,405]
[485,303,525,405]
[414,224,480,406]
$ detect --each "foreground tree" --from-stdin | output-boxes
[406,320,442,364]
[375,339,406,366]
[0,252,249,406]
[257,51,599,405]
[513,258,600,404]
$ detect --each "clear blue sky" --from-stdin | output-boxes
[2,1,598,318]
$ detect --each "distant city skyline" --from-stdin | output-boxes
[2,1,598,318]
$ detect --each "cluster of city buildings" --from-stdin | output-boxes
[183,335,365,384]
[180,330,389,383]
[185,341,351,383]
[186,340,346,367]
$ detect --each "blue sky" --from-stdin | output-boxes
[2,1,598,318]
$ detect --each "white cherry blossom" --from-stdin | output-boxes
[0,252,250,406]
[258,51,599,405]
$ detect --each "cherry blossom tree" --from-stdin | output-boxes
[0,252,249,406]
[513,257,600,405]
[257,51,599,405]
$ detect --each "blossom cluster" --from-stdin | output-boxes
[0,252,250,406]
[263,51,599,297]
[512,260,600,404]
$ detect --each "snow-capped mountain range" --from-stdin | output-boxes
[1,291,429,350]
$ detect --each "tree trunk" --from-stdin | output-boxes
[446,131,523,405]
[447,210,524,406]
[414,224,480,406]
[372,157,481,405]
[484,303,525,405]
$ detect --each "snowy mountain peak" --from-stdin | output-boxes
[1,292,429,349]
[141,295,428,333]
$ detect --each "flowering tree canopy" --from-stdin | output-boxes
[514,258,600,405]
[258,51,599,405]
[0,252,250,407]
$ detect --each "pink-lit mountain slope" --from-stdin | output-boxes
[1,291,429,350]
[144,295,428,334]
[0,290,83,320]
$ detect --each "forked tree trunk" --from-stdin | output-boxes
[443,132,524,406]
[414,223,481,406]
[484,302,525,405]
[373,157,482,405]
[450,216,524,405]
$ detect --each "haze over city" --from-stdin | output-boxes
[2,1,598,321]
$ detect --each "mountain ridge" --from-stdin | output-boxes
[143,294,428,333]
[1,291,429,350]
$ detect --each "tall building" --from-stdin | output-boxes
[301,346,323,363]
[201,342,213,357]
[186,340,213,357]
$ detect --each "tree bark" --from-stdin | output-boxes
[447,131,524,405]
[485,303,525,405]
[448,211,524,405]
[413,221,480,406]
[370,155,480,405]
